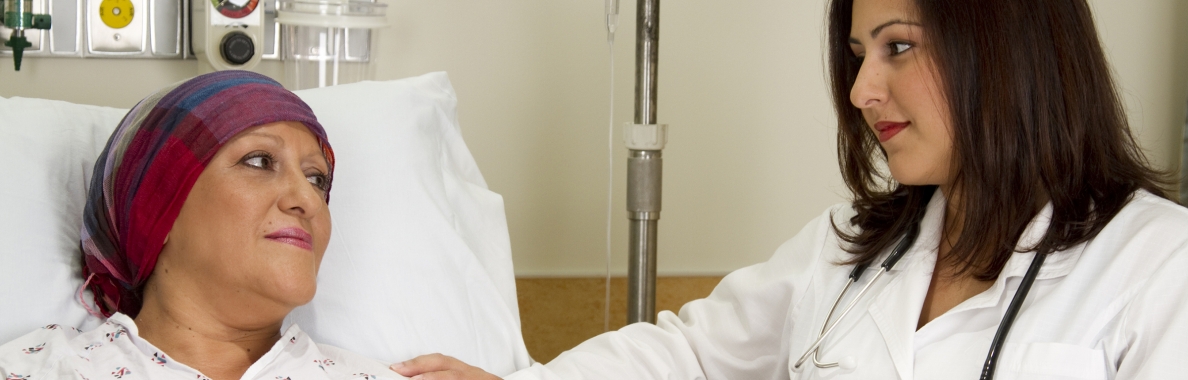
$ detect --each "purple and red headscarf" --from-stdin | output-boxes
[80,70,335,318]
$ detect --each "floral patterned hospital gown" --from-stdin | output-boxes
[0,313,405,380]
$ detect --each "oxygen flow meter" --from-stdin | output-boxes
[1,0,51,71]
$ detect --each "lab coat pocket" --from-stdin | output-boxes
[1005,342,1108,380]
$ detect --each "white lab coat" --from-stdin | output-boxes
[506,190,1188,380]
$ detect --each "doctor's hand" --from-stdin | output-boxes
[390,354,502,380]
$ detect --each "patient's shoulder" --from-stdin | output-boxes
[0,323,83,377]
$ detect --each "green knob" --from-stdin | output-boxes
[4,34,30,71]
[32,14,49,29]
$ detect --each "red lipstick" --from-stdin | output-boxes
[873,121,909,142]
[265,227,313,251]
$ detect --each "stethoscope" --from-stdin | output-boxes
[792,221,1047,380]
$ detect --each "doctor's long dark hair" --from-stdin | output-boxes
[827,0,1172,280]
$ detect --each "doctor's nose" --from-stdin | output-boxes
[850,61,887,110]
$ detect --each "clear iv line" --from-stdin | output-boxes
[606,0,619,43]
[604,0,619,333]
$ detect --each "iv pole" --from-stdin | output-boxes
[626,0,663,324]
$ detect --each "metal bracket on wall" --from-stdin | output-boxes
[0,0,296,61]
[1,0,188,58]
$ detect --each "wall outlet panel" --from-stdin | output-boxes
[51,0,80,53]
[0,0,366,61]
[151,0,181,55]
[1,0,186,58]
[87,0,147,54]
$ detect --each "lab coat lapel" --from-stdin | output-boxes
[865,192,947,380]
[867,248,935,380]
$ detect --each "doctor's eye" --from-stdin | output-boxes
[241,151,276,170]
[888,41,913,56]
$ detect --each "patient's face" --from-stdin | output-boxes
[155,121,332,324]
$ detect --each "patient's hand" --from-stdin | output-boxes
[390,354,501,380]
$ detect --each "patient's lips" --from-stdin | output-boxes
[266,227,313,251]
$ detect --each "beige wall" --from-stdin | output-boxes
[2,1,1186,276]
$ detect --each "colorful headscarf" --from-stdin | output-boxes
[80,70,335,318]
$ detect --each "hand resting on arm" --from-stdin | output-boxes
[392,354,501,380]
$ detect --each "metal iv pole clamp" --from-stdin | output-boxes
[624,123,667,325]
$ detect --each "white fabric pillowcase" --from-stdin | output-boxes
[0,96,122,339]
[286,74,531,375]
[0,72,531,376]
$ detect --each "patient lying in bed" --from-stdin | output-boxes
[0,71,402,380]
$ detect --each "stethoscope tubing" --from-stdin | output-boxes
[794,224,918,370]
[980,252,1046,380]
[808,277,854,368]
[793,267,888,369]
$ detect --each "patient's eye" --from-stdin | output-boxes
[306,172,330,192]
[241,151,276,170]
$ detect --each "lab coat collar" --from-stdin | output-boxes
[888,191,1081,281]
[998,200,1083,281]
[884,190,945,274]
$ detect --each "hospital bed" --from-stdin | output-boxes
[0,72,532,376]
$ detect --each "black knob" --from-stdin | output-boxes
[220,32,255,65]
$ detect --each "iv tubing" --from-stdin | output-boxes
[603,0,619,333]
[606,0,619,43]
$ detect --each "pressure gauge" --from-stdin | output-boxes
[98,0,135,29]
[212,0,259,19]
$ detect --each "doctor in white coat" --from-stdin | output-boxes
[394,0,1188,378]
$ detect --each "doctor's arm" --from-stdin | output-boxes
[395,206,844,380]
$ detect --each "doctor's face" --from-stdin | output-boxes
[848,0,955,189]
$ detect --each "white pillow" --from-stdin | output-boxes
[0,72,530,375]
[287,74,531,375]
[0,96,123,339]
